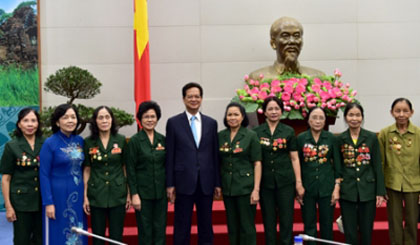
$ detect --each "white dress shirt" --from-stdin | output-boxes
[185,111,202,146]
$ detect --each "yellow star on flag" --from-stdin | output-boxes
[134,0,149,59]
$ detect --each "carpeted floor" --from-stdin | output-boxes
[0,212,13,245]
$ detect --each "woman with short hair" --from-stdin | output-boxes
[337,102,386,245]
[218,102,262,245]
[378,98,420,245]
[1,108,44,245]
[83,106,129,245]
[125,100,167,245]
[253,96,304,245]
[297,107,340,244]
[39,103,87,245]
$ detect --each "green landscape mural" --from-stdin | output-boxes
[0,0,39,209]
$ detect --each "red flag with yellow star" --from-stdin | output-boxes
[134,0,150,121]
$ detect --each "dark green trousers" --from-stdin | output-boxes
[339,199,376,245]
[223,194,257,245]
[260,184,295,245]
[90,204,126,245]
[386,188,419,245]
[13,211,42,245]
[301,195,335,245]
[135,197,167,245]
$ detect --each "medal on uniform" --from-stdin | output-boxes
[260,137,270,146]
[156,143,165,151]
[390,137,402,154]
[407,138,412,147]
[220,142,230,152]
[273,138,287,150]
[111,144,122,154]
[233,142,243,153]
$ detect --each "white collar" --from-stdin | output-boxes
[185,111,201,122]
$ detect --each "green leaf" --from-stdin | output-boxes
[281,111,290,119]
[231,96,241,103]
[231,97,259,113]
[44,66,102,103]
[288,110,304,120]
[244,102,259,113]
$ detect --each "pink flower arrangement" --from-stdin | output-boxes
[235,69,357,120]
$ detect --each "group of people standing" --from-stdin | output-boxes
[1,82,419,245]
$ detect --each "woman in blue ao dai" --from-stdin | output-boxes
[40,104,87,245]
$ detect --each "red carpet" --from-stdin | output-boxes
[88,201,420,244]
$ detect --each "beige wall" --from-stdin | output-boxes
[41,0,420,135]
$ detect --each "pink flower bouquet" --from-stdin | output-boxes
[234,69,357,120]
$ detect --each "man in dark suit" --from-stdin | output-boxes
[166,82,221,245]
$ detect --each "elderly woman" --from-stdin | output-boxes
[253,96,303,245]
[125,101,167,245]
[378,98,420,245]
[218,102,262,245]
[39,104,87,245]
[1,108,44,245]
[297,107,340,244]
[337,102,386,245]
[83,106,129,245]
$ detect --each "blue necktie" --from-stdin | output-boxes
[190,116,199,147]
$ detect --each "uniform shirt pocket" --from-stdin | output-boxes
[10,186,29,208]
[11,185,28,194]
[239,169,253,177]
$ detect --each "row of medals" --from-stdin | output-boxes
[16,153,39,167]
[260,138,287,151]
[342,145,368,166]
[92,152,107,161]
[220,142,240,152]
[303,145,328,163]
[390,137,412,155]
[342,144,359,166]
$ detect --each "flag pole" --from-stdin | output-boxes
[71,227,127,245]
[299,234,351,245]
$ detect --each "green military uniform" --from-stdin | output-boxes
[253,122,297,245]
[297,130,340,245]
[83,133,127,245]
[337,128,386,245]
[218,126,261,245]
[125,130,167,245]
[0,136,44,245]
[378,122,420,245]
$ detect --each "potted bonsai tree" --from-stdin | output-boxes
[42,66,134,135]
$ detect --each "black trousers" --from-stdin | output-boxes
[173,179,214,245]
[135,197,167,245]
[90,204,126,245]
[339,199,376,245]
[13,210,42,245]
